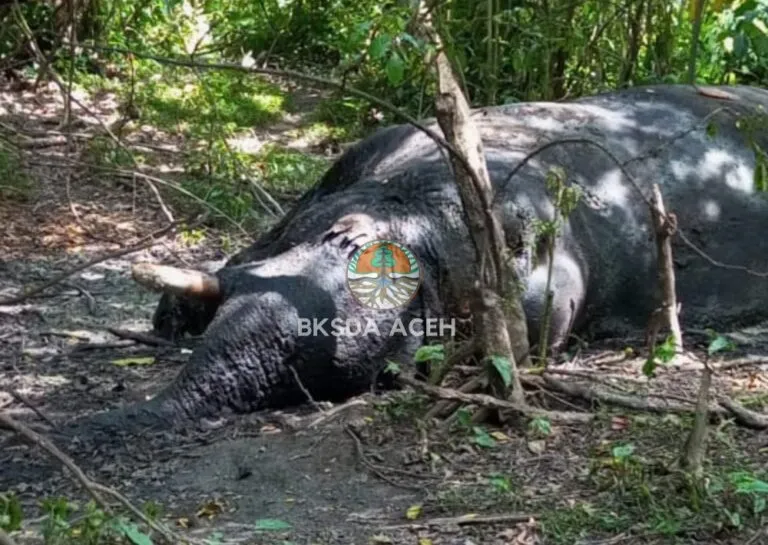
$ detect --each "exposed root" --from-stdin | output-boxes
[541,374,723,416]
[397,373,593,424]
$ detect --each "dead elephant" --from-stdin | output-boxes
[92,85,768,431]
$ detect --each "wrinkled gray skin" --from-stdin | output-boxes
[95,85,768,432]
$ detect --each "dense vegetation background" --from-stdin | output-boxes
[2,0,767,227]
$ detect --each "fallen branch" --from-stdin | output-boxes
[718,396,768,429]
[542,374,720,416]
[397,374,592,424]
[0,528,19,545]
[106,327,175,347]
[378,512,537,530]
[7,389,55,428]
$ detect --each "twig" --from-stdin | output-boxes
[0,412,108,507]
[0,222,180,305]
[288,364,322,412]
[308,398,367,429]
[61,282,96,314]
[378,512,537,530]
[106,327,175,347]
[344,425,424,491]
[7,389,55,427]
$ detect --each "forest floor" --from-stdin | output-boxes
[1,73,768,545]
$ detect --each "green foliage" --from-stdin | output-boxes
[528,416,553,438]
[0,493,22,532]
[414,344,445,364]
[180,143,329,226]
[487,354,512,388]
[643,334,678,377]
[134,68,286,136]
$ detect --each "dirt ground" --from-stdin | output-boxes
[1,78,768,545]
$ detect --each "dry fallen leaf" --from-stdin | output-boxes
[611,416,630,430]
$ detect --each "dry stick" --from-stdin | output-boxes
[344,426,425,491]
[680,363,712,475]
[308,398,368,429]
[379,512,537,530]
[288,364,322,412]
[647,184,683,352]
[542,374,729,418]
[0,529,19,545]
[424,375,483,421]
[0,413,184,544]
[7,389,55,428]
[397,373,592,424]
[418,2,529,409]
[0,222,179,306]
[105,327,175,347]
[718,396,768,429]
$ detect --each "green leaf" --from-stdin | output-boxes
[473,427,497,448]
[656,335,677,363]
[114,520,154,545]
[369,34,390,60]
[386,52,405,86]
[254,519,292,532]
[708,335,735,355]
[414,344,444,363]
[384,360,401,374]
[528,416,552,437]
[706,121,718,138]
[456,408,472,428]
[642,356,658,378]
[0,493,23,531]
[611,444,635,460]
[112,357,156,367]
[488,355,512,387]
